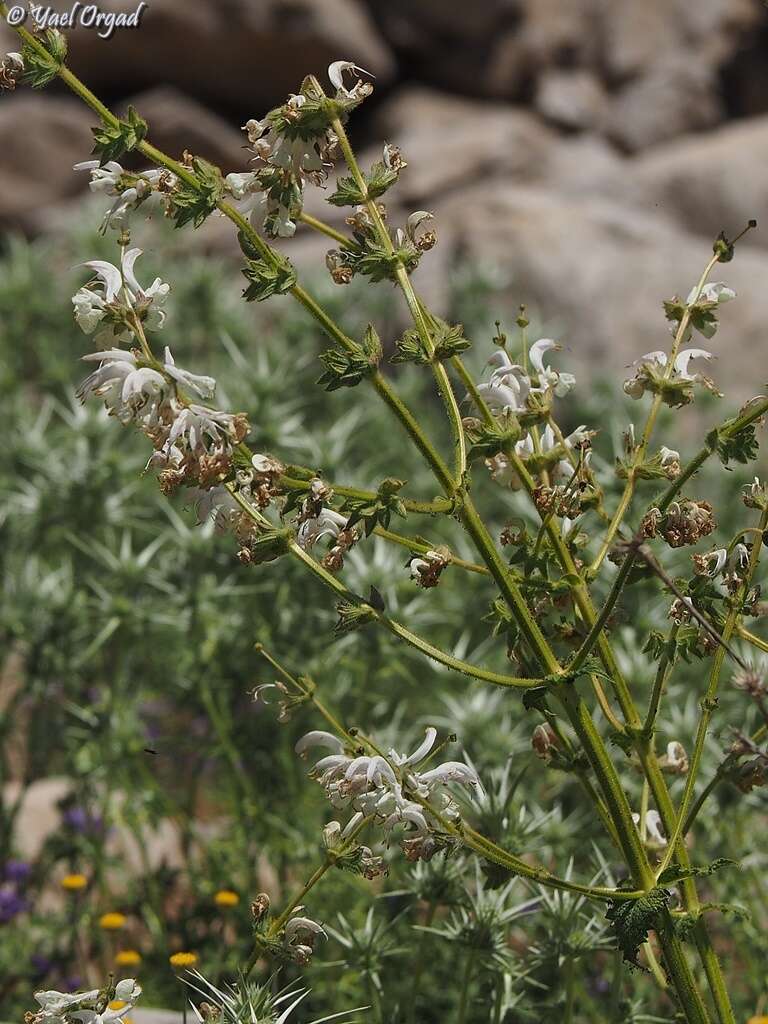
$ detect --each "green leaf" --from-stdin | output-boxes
[713,423,759,467]
[657,858,738,886]
[327,174,366,207]
[342,478,407,535]
[21,30,67,88]
[606,886,671,965]
[242,253,297,302]
[91,105,148,165]
[172,158,226,229]
[317,325,380,391]
[328,159,399,207]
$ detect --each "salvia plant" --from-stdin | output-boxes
[3,12,768,1024]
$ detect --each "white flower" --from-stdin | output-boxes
[632,809,667,847]
[659,740,688,774]
[327,60,373,101]
[298,725,481,846]
[404,210,434,246]
[0,51,24,89]
[297,507,348,550]
[166,404,245,453]
[660,446,680,466]
[73,248,169,335]
[734,542,750,571]
[284,913,327,944]
[32,982,141,1024]
[693,548,728,578]
[687,282,736,306]
[162,347,215,399]
[34,990,101,1015]
[77,349,166,425]
[673,348,714,380]
[389,727,437,767]
[529,338,576,396]
[295,731,345,757]
[75,162,173,229]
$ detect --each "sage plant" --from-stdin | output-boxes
[5,14,768,1024]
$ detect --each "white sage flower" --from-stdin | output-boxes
[328,60,373,102]
[687,282,736,306]
[166,404,247,454]
[529,338,576,396]
[296,507,349,550]
[162,347,216,399]
[692,547,727,578]
[632,809,667,847]
[673,348,714,381]
[73,248,169,336]
[77,349,167,425]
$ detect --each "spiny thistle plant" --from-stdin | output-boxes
[5,12,768,1024]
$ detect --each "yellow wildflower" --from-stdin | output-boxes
[115,950,142,966]
[169,952,198,968]
[61,874,87,891]
[214,889,239,908]
[99,912,127,931]
[108,1002,132,1024]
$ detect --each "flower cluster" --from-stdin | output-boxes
[296,727,481,862]
[639,499,715,548]
[72,247,169,340]
[74,250,252,496]
[476,338,575,417]
[623,348,721,406]
[74,161,178,232]
[325,204,435,286]
[227,61,372,237]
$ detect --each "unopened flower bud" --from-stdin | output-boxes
[531,723,558,760]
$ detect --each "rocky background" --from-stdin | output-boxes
[2,0,768,393]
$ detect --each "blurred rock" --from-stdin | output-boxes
[629,115,768,244]
[605,56,723,152]
[601,0,757,81]
[535,69,608,131]
[540,134,626,196]
[62,0,395,113]
[0,95,94,231]
[427,181,768,398]
[119,87,247,171]
[369,87,556,202]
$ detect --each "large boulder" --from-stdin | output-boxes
[60,0,395,113]
[604,55,723,152]
[368,87,557,203]
[628,115,768,244]
[0,95,95,232]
